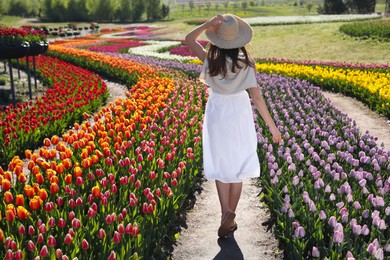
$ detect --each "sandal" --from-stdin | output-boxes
[230,222,238,233]
[218,211,236,237]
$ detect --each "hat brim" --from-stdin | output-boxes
[205,14,253,49]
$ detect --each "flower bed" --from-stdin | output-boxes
[254,73,389,259]
[256,62,390,118]
[0,56,108,165]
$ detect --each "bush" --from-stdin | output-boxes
[339,20,390,41]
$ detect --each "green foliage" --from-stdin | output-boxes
[339,19,390,41]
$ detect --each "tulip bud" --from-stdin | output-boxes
[64,234,72,245]
[15,249,23,260]
[55,249,63,259]
[98,228,106,239]
[18,224,25,235]
[27,240,35,251]
[113,231,121,243]
[48,235,56,247]
[82,239,89,250]
[40,245,48,257]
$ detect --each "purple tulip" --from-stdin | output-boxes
[312,246,320,258]
[333,230,344,244]
[328,216,337,228]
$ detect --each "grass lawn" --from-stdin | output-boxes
[156,18,390,65]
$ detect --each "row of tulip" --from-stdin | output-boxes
[254,73,389,259]
[0,46,207,258]
[255,62,390,118]
[0,56,108,166]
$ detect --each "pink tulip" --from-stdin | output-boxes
[312,246,320,258]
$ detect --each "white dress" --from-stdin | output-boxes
[200,59,261,183]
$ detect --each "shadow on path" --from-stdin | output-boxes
[213,234,244,260]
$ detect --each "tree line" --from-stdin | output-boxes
[0,0,170,22]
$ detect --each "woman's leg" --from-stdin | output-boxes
[228,182,242,213]
[215,181,243,215]
[215,180,231,218]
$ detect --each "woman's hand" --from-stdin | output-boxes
[206,15,224,29]
[270,127,282,143]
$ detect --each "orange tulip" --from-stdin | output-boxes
[92,186,101,198]
[50,175,59,184]
[24,185,35,197]
[18,173,27,183]
[14,165,22,176]
[43,138,51,147]
[27,160,35,171]
[50,183,59,194]
[29,196,42,210]
[35,173,44,185]
[6,208,15,222]
[50,161,57,171]
[1,179,11,191]
[63,158,72,169]
[38,189,48,201]
[31,165,40,175]
[51,135,60,145]
[17,206,31,220]
[4,191,13,204]
[0,228,4,242]
[15,194,24,206]
[74,167,83,178]
[64,174,72,184]
[3,171,12,181]
[56,163,65,175]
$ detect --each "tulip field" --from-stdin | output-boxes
[0,25,389,259]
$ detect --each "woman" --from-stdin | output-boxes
[185,14,282,238]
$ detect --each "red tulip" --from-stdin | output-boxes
[149,171,156,179]
[37,233,44,243]
[113,231,121,243]
[71,218,81,229]
[27,240,35,251]
[18,224,25,235]
[40,245,48,257]
[39,223,47,234]
[58,218,66,228]
[82,239,89,250]
[14,249,23,260]
[68,211,75,221]
[48,217,55,227]
[28,225,35,235]
[47,235,56,247]
[135,180,141,188]
[64,234,72,245]
[68,228,75,237]
[76,197,83,206]
[88,208,96,218]
[55,249,63,259]
[98,228,106,239]
[56,197,64,206]
[108,251,116,260]
[5,249,13,260]
[118,224,125,234]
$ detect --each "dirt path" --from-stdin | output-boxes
[322,91,390,150]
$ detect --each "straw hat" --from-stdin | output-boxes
[205,14,253,49]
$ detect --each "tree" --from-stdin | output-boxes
[132,0,145,22]
[223,1,229,12]
[189,1,194,15]
[162,3,169,19]
[115,0,132,22]
[386,0,390,13]
[242,2,248,13]
[145,0,162,20]
[67,0,89,21]
[346,0,376,13]
[318,0,347,14]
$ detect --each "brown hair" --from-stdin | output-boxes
[206,44,254,78]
